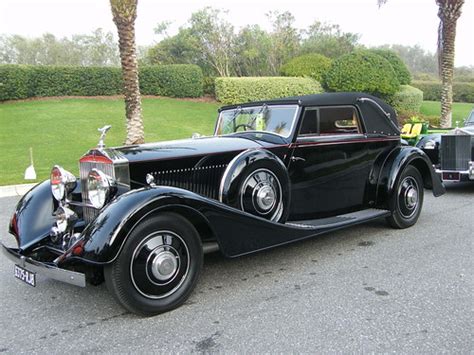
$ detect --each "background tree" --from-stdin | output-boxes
[266,11,300,75]
[378,0,465,127]
[233,25,273,76]
[110,0,144,144]
[301,21,360,58]
[188,7,235,77]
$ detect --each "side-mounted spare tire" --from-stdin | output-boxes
[219,149,291,223]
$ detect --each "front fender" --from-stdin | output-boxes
[9,180,55,251]
[376,146,445,208]
[77,187,220,264]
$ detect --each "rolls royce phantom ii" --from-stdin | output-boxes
[2,92,445,316]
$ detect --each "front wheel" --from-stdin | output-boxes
[104,212,203,316]
[386,165,424,229]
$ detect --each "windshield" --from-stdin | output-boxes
[466,110,474,125]
[215,105,299,138]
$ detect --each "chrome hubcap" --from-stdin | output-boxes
[151,251,178,281]
[398,176,420,218]
[405,187,418,208]
[255,184,276,211]
[240,168,283,221]
[130,231,189,299]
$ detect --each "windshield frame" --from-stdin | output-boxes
[214,104,301,139]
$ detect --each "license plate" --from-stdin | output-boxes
[14,264,36,287]
[442,172,460,181]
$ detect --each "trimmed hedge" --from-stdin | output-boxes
[0,65,32,100]
[139,65,203,97]
[0,64,203,101]
[280,53,332,82]
[369,49,411,85]
[388,85,423,114]
[28,66,123,97]
[324,51,400,97]
[411,80,474,103]
[215,77,323,105]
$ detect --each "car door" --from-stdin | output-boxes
[287,105,371,220]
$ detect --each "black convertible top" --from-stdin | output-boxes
[219,92,400,136]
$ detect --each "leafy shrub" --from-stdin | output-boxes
[411,80,474,103]
[0,65,31,100]
[388,85,423,114]
[280,53,332,81]
[369,49,411,85]
[0,64,203,101]
[139,65,203,98]
[203,77,216,96]
[323,51,400,97]
[215,77,322,105]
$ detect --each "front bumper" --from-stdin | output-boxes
[1,244,86,287]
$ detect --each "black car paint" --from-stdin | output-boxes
[7,93,445,268]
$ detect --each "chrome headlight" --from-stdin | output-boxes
[423,139,436,150]
[87,169,114,209]
[50,166,77,201]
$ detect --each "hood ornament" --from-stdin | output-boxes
[97,125,112,149]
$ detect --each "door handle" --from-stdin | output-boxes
[290,156,306,162]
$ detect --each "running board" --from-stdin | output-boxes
[286,208,391,230]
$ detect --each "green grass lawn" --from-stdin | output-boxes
[420,101,473,127]
[1,97,472,186]
[0,97,220,186]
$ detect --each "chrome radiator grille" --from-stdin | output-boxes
[80,161,115,223]
[441,135,472,170]
[152,164,228,200]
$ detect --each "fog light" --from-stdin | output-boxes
[53,206,77,234]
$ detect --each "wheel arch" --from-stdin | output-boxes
[219,148,290,222]
[376,146,445,208]
[78,188,220,264]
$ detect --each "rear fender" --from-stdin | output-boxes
[376,146,445,208]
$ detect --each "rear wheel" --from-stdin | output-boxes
[104,212,203,316]
[386,165,424,229]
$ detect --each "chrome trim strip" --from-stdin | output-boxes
[2,244,86,287]
[435,169,469,174]
[218,148,256,203]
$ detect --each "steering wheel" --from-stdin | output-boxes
[234,123,253,132]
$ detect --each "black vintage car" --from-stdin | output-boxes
[417,112,474,182]
[3,93,444,316]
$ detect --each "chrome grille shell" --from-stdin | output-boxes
[440,135,472,171]
[79,149,130,223]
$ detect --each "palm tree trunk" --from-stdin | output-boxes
[111,0,144,145]
[438,16,456,127]
[437,0,464,128]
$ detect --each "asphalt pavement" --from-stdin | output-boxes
[0,183,472,353]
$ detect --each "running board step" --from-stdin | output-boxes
[286,208,391,230]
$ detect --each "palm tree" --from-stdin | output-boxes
[110,0,144,144]
[435,0,464,127]
[378,0,464,128]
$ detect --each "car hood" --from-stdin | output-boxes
[113,135,265,163]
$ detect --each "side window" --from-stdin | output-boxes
[319,106,361,135]
[299,108,318,136]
